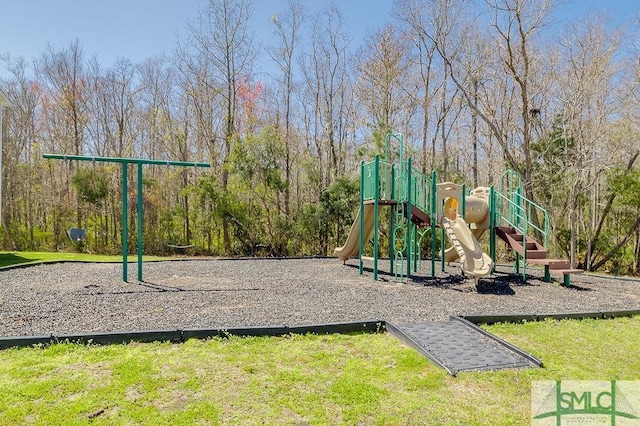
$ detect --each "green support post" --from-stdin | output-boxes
[389,164,396,275]
[412,175,419,273]
[373,156,380,281]
[431,171,437,277]
[122,163,128,282]
[489,186,496,271]
[359,161,365,275]
[405,157,412,279]
[544,265,551,282]
[137,162,144,282]
[441,225,445,272]
[522,225,527,282]
[413,220,420,272]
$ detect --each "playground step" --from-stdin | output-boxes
[409,204,431,227]
[525,241,537,250]
[496,227,548,259]
[524,248,548,259]
[511,233,525,242]
[525,240,547,251]
[550,268,584,275]
[363,199,397,206]
[525,258,573,269]
[386,317,541,376]
[495,226,518,241]
[506,237,547,259]
[527,258,555,266]
[548,259,571,270]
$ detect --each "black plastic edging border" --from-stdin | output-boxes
[0,320,383,350]
[450,316,543,369]
[460,309,640,325]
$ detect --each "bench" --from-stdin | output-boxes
[526,258,584,286]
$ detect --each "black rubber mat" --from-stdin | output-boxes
[386,316,542,375]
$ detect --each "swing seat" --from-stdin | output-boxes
[167,244,195,250]
[67,228,86,241]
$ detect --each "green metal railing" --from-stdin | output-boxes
[495,191,529,236]
[391,160,430,208]
[362,158,393,201]
[411,167,431,213]
[361,160,556,282]
[497,170,549,247]
[494,169,551,279]
[520,195,550,248]
[499,170,524,230]
[494,190,529,279]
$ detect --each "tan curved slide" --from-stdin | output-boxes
[334,204,375,261]
[441,215,493,277]
[445,228,485,262]
[444,193,490,262]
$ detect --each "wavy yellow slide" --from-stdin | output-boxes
[334,204,376,261]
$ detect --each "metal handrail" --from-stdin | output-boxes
[498,169,549,248]
[499,169,523,197]
[495,191,528,235]
[362,159,393,201]
[495,190,529,279]
[410,166,431,213]
[518,193,550,248]
[362,156,432,212]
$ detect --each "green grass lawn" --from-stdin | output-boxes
[0,251,168,268]
[0,316,638,425]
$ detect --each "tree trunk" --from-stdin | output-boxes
[590,214,640,271]
[471,79,478,187]
[586,151,639,267]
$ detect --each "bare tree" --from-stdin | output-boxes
[355,25,412,145]
[37,40,88,156]
[37,40,90,229]
[395,0,442,172]
[269,0,306,217]
[87,57,140,157]
[138,56,178,164]
[551,16,639,272]
[554,17,621,267]
[301,4,354,189]
[396,0,469,177]
[179,0,257,253]
[0,55,43,249]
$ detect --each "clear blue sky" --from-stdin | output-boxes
[0,1,395,69]
[0,0,638,76]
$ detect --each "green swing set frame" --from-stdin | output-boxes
[43,154,210,282]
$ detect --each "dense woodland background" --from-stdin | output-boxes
[1,0,639,275]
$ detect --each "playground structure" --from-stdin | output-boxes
[335,133,583,285]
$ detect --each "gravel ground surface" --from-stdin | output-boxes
[0,258,639,337]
